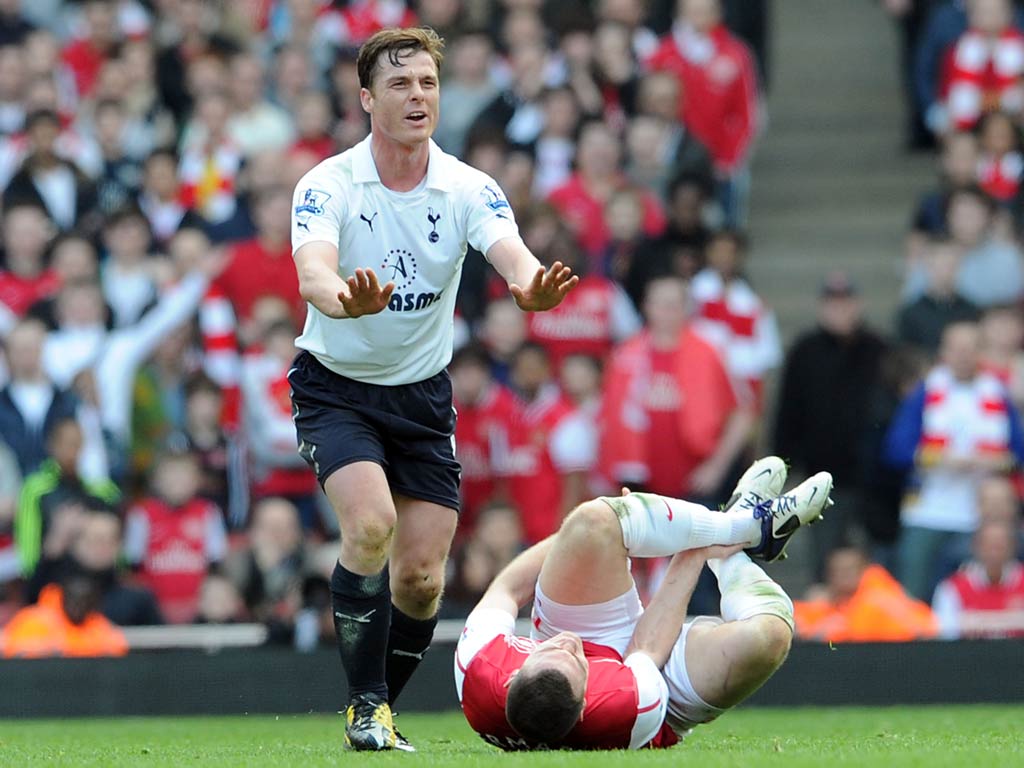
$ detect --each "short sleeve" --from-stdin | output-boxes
[463,175,520,256]
[454,607,516,700]
[623,652,669,749]
[292,170,346,254]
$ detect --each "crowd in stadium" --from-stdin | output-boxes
[0,0,1022,657]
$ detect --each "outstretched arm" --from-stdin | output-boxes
[486,236,578,312]
[472,536,556,616]
[294,242,395,319]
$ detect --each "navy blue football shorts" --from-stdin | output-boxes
[287,350,461,512]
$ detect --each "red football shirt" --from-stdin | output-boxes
[216,238,305,327]
[455,383,517,532]
[455,608,677,751]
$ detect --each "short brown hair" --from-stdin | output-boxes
[357,27,445,90]
[505,668,584,746]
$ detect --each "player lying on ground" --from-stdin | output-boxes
[455,457,833,750]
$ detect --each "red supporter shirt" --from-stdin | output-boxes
[455,608,677,751]
[125,497,226,624]
[0,270,61,316]
[646,24,759,172]
[547,173,666,256]
[935,561,1024,639]
[645,348,689,497]
[454,382,518,532]
[61,39,108,98]
[527,275,641,371]
[499,385,596,544]
[216,238,306,327]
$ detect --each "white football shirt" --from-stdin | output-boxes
[291,136,520,385]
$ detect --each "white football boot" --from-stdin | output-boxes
[745,471,834,563]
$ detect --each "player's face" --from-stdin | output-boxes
[523,632,589,698]
[361,50,440,148]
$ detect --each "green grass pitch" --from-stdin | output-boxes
[2,706,1022,767]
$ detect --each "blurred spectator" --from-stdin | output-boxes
[623,172,711,307]
[940,186,1024,307]
[154,0,237,124]
[977,110,1023,204]
[0,441,20,585]
[600,275,754,501]
[499,342,595,543]
[178,90,242,225]
[632,70,713,193]
[469,41,551,149]
[224,497,309,635]
[860,344,931,572]
[884,321,1024,600]
[92,99,144,216]
[440,501,524,619]
[773,273,888,577]
[0,202,58,333]
[933,519,1024,637]
[4,108,99,232]
[911,130,979,237]
[117,38,176,161]
[690,229,781,409]
[13,416,119,576]
[60,0,120,100]
[945,0,1024,132]
[601,186,658,290]
[193,572,244,625]
[26,499,162,626]
[558,352,605,494]
[0,42,26,136]
[979,305,1024,404]
[646,0,760,225]
[897,237,980,357]
[100,206,160,328]
[547,119,666,258]
[124,450,227,624]
[290,89,336,162]
[434,31,499,158]
[1,572,127,657]
[530,86,580,197]
[240,320,317,527]
[450,344,517,535]
[137,148,207,249]
[523,204,641,370]
[0,319,78,475]
[182,373,231,515]
[478,297,528,386]
[882,0,940,149]
[25,233,101,331]
[210,184,304,331]
[793,546,938,643]
[226,51,295,157]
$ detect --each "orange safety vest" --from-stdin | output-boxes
[1,584,128,658]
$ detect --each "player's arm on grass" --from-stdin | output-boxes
[472,536,556,616]
[486,237,579,312]
[624,544,744,668]
[294,242,394,319]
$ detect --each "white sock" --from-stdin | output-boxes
[607,493,762,558]
[708,552,794,631]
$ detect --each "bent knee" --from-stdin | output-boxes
[560,499,621,544]
[755,616,792,669]
[392,564,446,610]
[342,508,396,552]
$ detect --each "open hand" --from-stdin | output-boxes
[340,268,395,318]
[509,261,579,312]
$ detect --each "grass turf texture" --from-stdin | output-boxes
[1,706,1021,767]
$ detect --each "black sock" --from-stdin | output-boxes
[331,562,391,701]
[385,606,438,706]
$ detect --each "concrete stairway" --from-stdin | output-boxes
[747,1,936,340]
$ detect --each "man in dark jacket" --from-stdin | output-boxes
[0,318,78,475]
[772,272,888,577]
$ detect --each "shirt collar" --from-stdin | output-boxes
[351,135,452,192]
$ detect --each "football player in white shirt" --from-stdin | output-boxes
[287,28,578,752]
